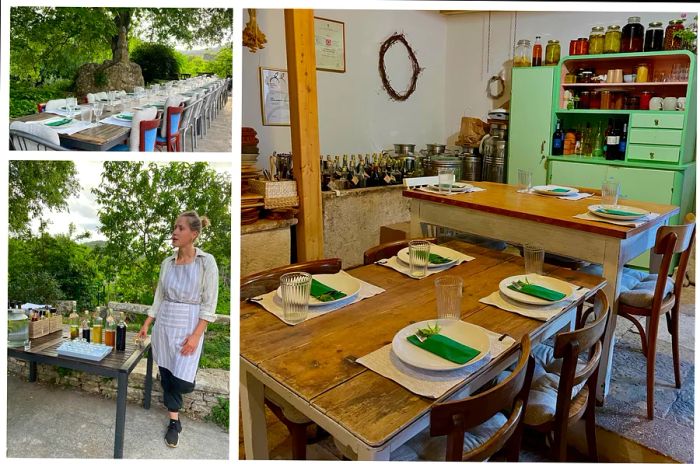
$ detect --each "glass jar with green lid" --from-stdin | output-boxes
[545,40,561,65]
[604,25,622,53]
[589,26,606,54]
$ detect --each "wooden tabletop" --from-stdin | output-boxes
[240,241,606,447]
[9,326,150,374]
[403,182,679,240]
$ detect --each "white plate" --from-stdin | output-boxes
[392,319,491,371]
[587,204,649,221]
[499,274,574,306]
[276,272,361,307]
[532,185,579,196]
[426,182,473,193]
[397,244,461,268]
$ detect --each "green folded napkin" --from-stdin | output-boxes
[596,208,644,217]
[407,334,481,364]
[428,253,452,265]
[117,114,133,120]
[45,118,72,127]
[507,281,566,301]
[310,279,347,302]
[550,188,571,193]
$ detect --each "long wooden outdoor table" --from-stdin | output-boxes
[240,241,605,459]
[403,181,679,402]
[7,326,153,458]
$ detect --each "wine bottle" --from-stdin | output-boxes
[618,123,628,161]
[551,119,564,155]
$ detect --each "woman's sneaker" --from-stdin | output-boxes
[165,419,182,448]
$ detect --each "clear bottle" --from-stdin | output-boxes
[589,26,606,54]
[621,17,644,52]
[644,21,664,51]
[92,310,103,344]
[545,40,561,66]
[69,308,80,340]
[532,36,543,66]
[514,39,532,67]
[592,122,605,157]
[104,310,116,348]
[604,25,622,53]
[116,312,127,351]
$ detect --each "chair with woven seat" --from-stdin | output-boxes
[523,289,609,461]
[391,335,535,461]
[583,214,695,419]
[363,237,438,265]
[240,258,343,459]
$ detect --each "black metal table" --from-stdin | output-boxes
[8,327,153,458]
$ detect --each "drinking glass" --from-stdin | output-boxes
[80,108,92,122]
[602,179,620,206]
[408,240,431,278]
[92,102,104,122]
[434,276,463,320]
[280,272,312,324]
[523,243,545,275]
[438,168,455,193]
[517,169,533,193]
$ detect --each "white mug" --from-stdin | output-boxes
[649,97,663,111]
[677,97,686,111]
[662,97,678,111]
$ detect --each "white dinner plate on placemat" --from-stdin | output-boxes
[532,185,579,196]
[397,244,461,269]
[587,204,650,221]
[276,272,361,307]
[499,274,574,306]
[392,319,490,371]
[426,182,473,193]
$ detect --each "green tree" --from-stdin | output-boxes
[92,162,231,304]
[210,45,232,77]
[131,42,180,83]
[9,160,80,235]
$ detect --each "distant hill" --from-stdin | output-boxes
[82,240,107,249]
[178,45,224,61]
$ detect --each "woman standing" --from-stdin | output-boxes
[137,211,219,448]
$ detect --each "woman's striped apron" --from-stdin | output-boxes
[151,260,204,383]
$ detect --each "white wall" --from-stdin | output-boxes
[241,9,447,169]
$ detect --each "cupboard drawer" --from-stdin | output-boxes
[628,128,682,146]
[630,113,685,129]
[627,144,680,163]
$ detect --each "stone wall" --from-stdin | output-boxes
[241,218,297,276]
[7,357,228,421]
[107,302,231,326]
[323,185,411,268]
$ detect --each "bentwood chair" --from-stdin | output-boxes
[240,258,343,459]
[391,336,535,461]
[363,237,438,265]
[523,289,610,461]
[584,214,695,420]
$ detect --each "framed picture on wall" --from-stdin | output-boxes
[314,17,346,73]
[259,67,290,126]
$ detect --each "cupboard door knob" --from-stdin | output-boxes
[654,119,659,126]
[650,152,655,159]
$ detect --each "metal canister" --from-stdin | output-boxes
[461,153,482,181]
[424,156,464,181]
[482,155,506,183]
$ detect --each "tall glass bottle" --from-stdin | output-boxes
[551,119,564,156]
[92,310,103,344]
[69,308,80,340]
[532,36,543,66]
[116,312,127,351]
[81,310,91,342]
[618,123,628,161]
[104,310,116,348]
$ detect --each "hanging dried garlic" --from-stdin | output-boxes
[243,9,267,53]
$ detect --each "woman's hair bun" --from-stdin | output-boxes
[200,216,211,228]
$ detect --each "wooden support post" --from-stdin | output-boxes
[285,9,324,261]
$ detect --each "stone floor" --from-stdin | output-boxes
[186,97,232,152]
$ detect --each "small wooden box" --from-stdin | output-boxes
[49,315,64,333]
[249,179,299,209]
[28,318,50,339]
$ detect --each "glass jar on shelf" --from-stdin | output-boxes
[600,90,612,109]
[545,40,561,65]
[514,39,532,67]
[604,25,622,53]
[589,90,601,109]
[664,19,684,50]
[589,26,606,54]
[621,16,644,52]
[579,91,591,109]
[576,38,589,55]
[644,21,664,51]
[569,40,577,56]
[636,63,650,83]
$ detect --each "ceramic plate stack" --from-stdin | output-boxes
[241,193,264,225]
[242,127,261,193]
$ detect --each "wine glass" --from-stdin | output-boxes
[92,102,104,123]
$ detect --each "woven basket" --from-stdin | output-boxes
[28,318,50,339]
[49,315,64,333]
[249,179,299,209]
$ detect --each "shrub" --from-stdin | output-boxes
[9,79,73,118]
[205,397,229,430]
[131,42,180,84]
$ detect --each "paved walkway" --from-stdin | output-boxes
[7,375,229,459]
[189,97,231,152]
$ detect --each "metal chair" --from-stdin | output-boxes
[10,124,68,151]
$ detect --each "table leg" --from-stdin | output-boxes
[114,372,128,459]
[240,361,269,459]
[144,347,153,410]
[29,361,37,382]
[357,446,391,460]
[596,241,624,403]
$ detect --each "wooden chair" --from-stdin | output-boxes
[155,105,184,152]
[617,214,695,419]
[524,289,610,461]
[363,237,438,265]
[240,258,342,459]
[393,336,535,461]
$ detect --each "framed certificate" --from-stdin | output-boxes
[314,17,346,73]
[259,67,290,126]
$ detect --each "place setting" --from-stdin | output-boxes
[574,180,659,227]
[357,276,516,398]
[375,240,475,279]
[416,168,486,196]
[247,270,385,326]
[479,244,588,321]
[517,170,593,201]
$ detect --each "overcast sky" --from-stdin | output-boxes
[30,161,232,242]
